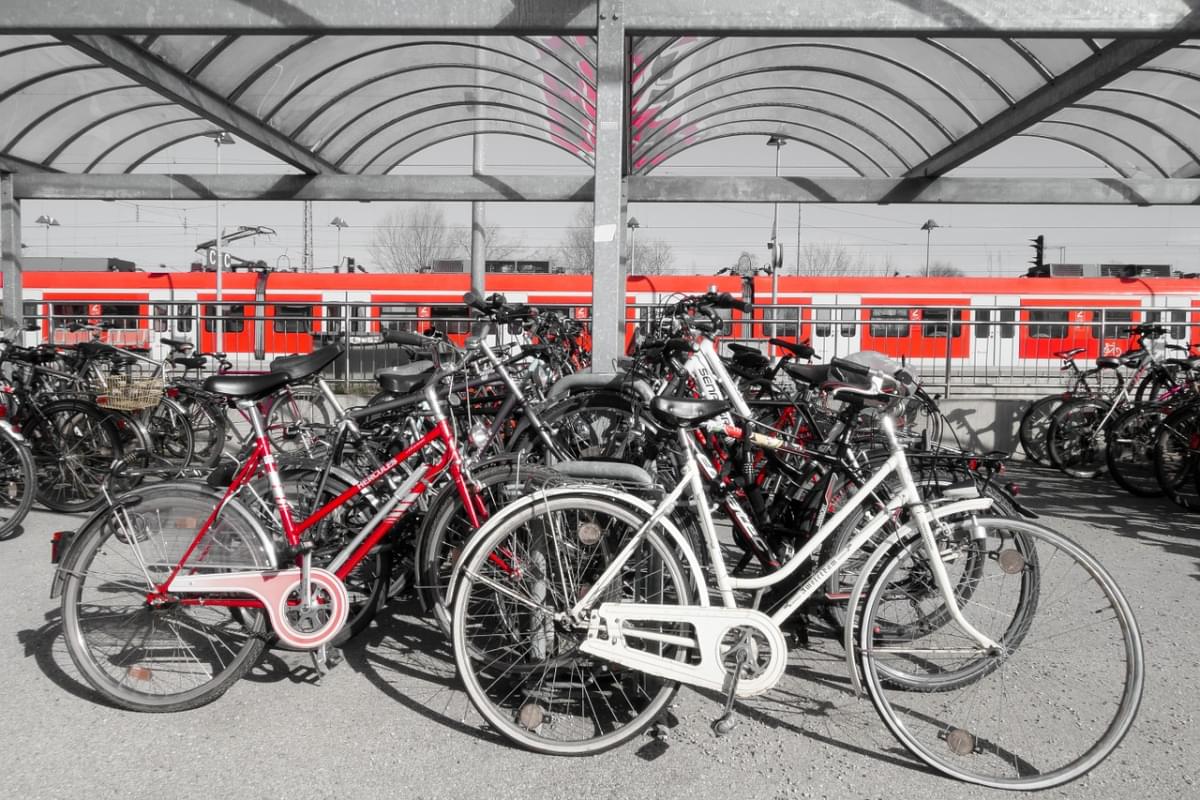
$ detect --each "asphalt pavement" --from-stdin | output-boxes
[1,465,1196,800]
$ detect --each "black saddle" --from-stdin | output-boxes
[784,362,830,386]
[649,396,731,429]
[375,360,436,394]
[269,345,342,382]
[203,371,291,400]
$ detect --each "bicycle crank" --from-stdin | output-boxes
[579,603,787,697]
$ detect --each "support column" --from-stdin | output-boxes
[0,172,22,328]
[590,0,626,371]
[470,137,486,297]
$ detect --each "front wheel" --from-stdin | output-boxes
[1045,397,1113,477]
[452,493,688,755]
[859,517,1143,790]
[0,425,36,540]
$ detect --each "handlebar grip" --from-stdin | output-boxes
[462,291,488,312]
[384,330,435,347]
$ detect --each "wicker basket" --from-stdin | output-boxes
[97,375,164,411]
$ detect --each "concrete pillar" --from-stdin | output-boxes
[0,172,22,328]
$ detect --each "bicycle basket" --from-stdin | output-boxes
[97,375,164,411]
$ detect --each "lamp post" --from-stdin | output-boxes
[767,135,787,336]
[203,131,235,339]
[921,218,940,277]
[35,215,60,256]
[330,217,349,270]
[626,216,640,276]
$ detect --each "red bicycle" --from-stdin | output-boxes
[52,363,483,712]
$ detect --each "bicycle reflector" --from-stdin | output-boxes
[50,530,74,564]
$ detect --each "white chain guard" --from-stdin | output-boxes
[169,567,349,651]
[578,603,787,697]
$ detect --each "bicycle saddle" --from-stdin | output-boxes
[160,337,193,352]
[783,362,830,386]
[769,338,816,360]
[203,371,291,401]
[269,345,342,381]
[375,360,435,394]
[1095,356,1121,369]
[649,396,731,429]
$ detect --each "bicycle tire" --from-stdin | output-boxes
[25,400,125,513]
[0,425,36,540]
[265,384,332,458]
[1153,401,1200,510]
[452,492,687,755]
[859,517,1143,790]
[1017,395,1065,467]
[1105,404,1167,497]
[1045,397,1112,478]
[60,484,276,712]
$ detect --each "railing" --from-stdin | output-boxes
[18,302,1194,398]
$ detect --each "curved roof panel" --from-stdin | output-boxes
[0,31,1197,181]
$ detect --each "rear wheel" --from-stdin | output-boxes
[1105,404,1167,497]
[26,400,124,512]
[1017,395,1064,467]
[265,385,332,458]
[1045,397,1112,477]
[1153,401,1200,510]
[0,425,36,540]
[452,493,687,755]
[60,484,275,712]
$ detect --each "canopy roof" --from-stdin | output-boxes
[0,27,1197,180]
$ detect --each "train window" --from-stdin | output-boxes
[869,308,909,338]
[974,309,990,338]
[428,306,472,336]
[324,304,343,333]
[814,308,831,338]
[152,304,170,333]
[101,304,140,330]
[840,308,856,338]
[1145,310,1161,325]
[379,304,417,332]
[1172,310,1187,340]
[921,308,962,338]
[273,304,313,334]
[1093,309,1133,341]
[50,303,88,329]
[202,304,246,334]
[998,308,1015,338]
[176,304,193,333]
[1028,309,1069,339]
[350,305,368,334]
[762,307,799,338]
[22,302,38,332]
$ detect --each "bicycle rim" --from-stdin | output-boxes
[859,518,1143,789]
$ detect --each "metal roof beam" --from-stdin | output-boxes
[0,1,1196,34]
[905,32,1195,178]
[60,35,341,175]
[15,173,1200,205]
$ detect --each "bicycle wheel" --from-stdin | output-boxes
[1105,404,1167,497]
[174,390,228,468]
[452,493,687,755]
[60,484,276,712]
[265,384,332,457]
[1045,397,1112,477]
[25,400,124,513]
[416,461,558,629]
[510,391,650,464]
[859,517,1143,790]
[1153,401,1200,510]
[1017,395,1064,467]
[0,425,36,540]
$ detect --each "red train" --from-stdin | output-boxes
[10,270,1198,369]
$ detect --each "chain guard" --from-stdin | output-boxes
[579,603,787,697]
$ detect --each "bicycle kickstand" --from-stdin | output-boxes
[310,643,344,680]
[711,647,749,737]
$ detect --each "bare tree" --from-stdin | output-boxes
[928,261,964,277]
[631,238,674,275]
[450,222,517,264]
[557,206,594,274]
[797,242,868,276]
[370,203,453,272]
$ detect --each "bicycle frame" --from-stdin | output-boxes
[565,412,1000,648]
[147,383,482,647]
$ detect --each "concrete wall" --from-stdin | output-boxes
[937,397,1035,456]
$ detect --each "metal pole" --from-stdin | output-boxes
[924,228,932,277]
[470,37,486,298]
[629,224,636,276]
[0,172,22,328]
[770,139,782,338]
[214,138,223,343]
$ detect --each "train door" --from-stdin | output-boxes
[974,294,1020,373]
[810,297,858,360]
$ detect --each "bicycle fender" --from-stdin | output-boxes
[841,496,994,697]
[0,419,25,443]
[442,485,708,619]
[546,372,655,403]
[49,493,145,599]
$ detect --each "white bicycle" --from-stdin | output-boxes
[448,361,1143,790]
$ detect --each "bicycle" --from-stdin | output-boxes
[449,359,1143,789]
[53,362,484,712]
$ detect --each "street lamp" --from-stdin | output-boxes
[35,215,60,256]
[330,217,349,270]
[626,216,640,275]
[202,131,235,339]
[767,135,787,335]
[921,218,940,277]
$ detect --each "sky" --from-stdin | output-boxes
[21,131,1200,277]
